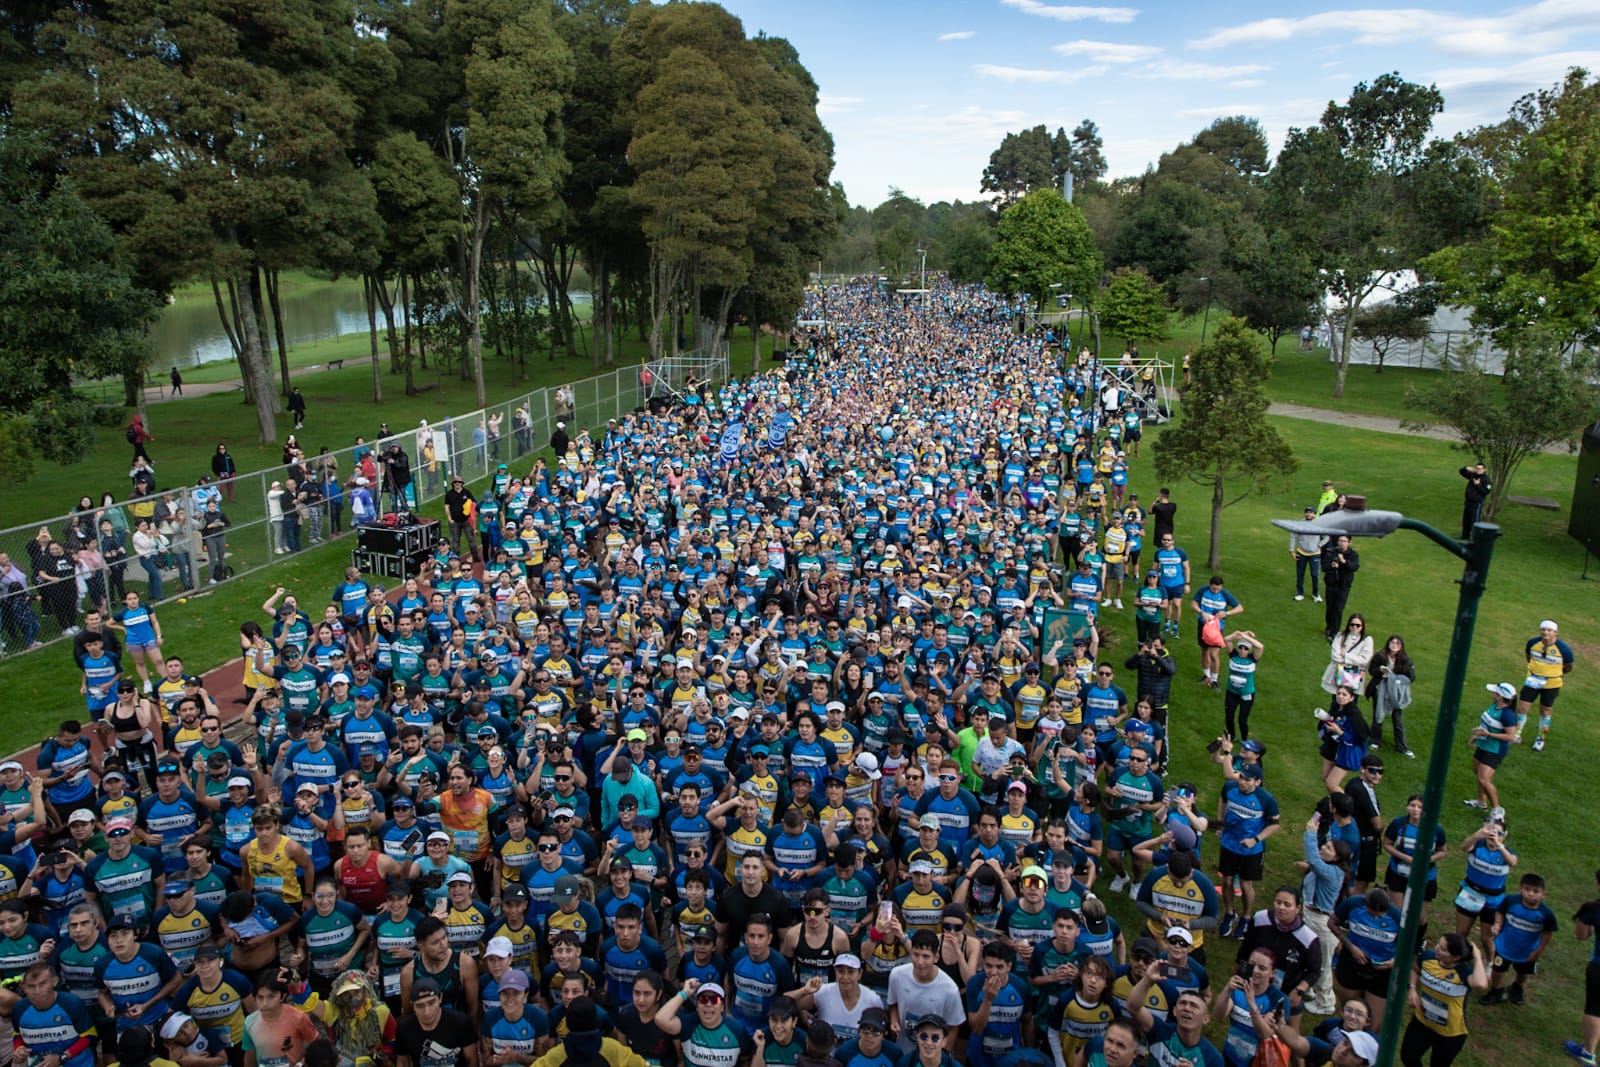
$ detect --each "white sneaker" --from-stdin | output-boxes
[1128,880,1141,900]
[1109,874,1130,893]
[1313,595,1323,603]
[1101,598,1112,606]
[1294,594,1305,601]
[1115,599,1124,610]
[142,680,153,693]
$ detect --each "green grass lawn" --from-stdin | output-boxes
[1,403,1587,1064]
[17,315,770,530]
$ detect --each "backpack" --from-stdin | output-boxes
[125,425,138,443]
[1253,1035,1293,1067]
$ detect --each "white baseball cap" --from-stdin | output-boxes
[484,936,514,958]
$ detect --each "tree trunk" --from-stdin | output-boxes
[264,268,291,396]
[1208,467,1226,571]
[213,278,253,406]
[602,262,615,368]
[231,258,278,443]
[750,304,760,376]
[505,244,524,371]
[364,273,383,403]
[467,197,488,408]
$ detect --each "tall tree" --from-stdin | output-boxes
[1403,329,1598,518]
[444,0,573,406]
[1098,267,1170,345]
[1267,73,1445,399]
[985,189,1101,314]
[1069,119,1108,185]
[1152,317,1298,568]
[17,0,374,441]
[0,131,158,462]
[1422,68,1600,352]
[981,125,1057,206]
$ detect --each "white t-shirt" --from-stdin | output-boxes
[813,982,885,1042]
[886,965,965,1051]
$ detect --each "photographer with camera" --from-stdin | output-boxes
[1122,636,1177,730]
[1213,946,1288,1067]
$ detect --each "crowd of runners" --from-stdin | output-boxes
[1,280,1589,1067]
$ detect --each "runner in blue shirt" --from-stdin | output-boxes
[1191,576,1242,690]
[1330,888,1403,1021]
[1481,872,1557,1006]
[1152,534,1191,639]
[964,942,1029,1067]
[9,965,97,1067]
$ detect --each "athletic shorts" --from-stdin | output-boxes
[1335,954,1390,997]
[1492,955,1537,976]
[1385,868,1438,901]
[1160,585,1185,602]
[1586,962,1600,1017]
[1518,684,1560,708]
[1105,825,1141,853]
[1473,749,1504,770]
[1219,846,1265,882]
[1107,561,1125,581]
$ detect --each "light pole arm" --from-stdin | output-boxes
[1373,520,1500,1067]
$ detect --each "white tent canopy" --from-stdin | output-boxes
[1320,269,1508,374]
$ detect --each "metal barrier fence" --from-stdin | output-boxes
[0,347,730,657]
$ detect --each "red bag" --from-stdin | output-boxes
[1201,617,1224,647]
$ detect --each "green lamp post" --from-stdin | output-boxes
[1270,509,1501,1067]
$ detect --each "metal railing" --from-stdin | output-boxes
[0,348,730,657]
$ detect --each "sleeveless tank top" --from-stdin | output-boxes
[248,835,302,904]
[340,849,387,913]
[791,924,838,984]
[417,950,465,1012]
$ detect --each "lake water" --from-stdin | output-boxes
[151,280,371,368]
[152,279,589,369]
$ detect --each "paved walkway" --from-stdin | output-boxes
[1267,401,1573,454]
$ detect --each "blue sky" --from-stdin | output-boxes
[720,0,1600,207]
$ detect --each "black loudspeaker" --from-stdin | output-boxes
[1568,423,1600,548]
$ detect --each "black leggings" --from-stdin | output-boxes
[1401,1020,1468,1067]
[1224,691,1254,740]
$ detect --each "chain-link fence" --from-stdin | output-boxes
[0,348,731,657]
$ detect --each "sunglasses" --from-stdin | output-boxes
[859,1025,885,1036]
[805,907,827,915]
[916,1032,945,1044]
[938,774,958,783]
[942,923,965,932]
[537,843,561,853]
[555,775,572,783]
[697,993,723,1005]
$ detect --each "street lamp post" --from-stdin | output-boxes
[916,248,927,307]
[1270,510,1500,1067]
[1199,275,1216,345]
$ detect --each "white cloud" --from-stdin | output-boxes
[938,30,976,40]
[1190,1,1600,57]
[1051,39,1161,63]
[1430,49,1600,92]
[1000,0,1139,24]
[1134,59,1271,80]
[817,93,864,116]
[973,63,1103,83]
[1230,78,1265,88]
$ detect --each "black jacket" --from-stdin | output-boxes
[1123,648,1178,706]
[1320,544,1360,590]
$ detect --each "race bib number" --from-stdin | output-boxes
[1454,885,1487,913]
